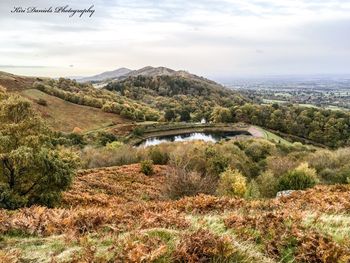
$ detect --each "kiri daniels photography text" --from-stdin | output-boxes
[10,5,95,18]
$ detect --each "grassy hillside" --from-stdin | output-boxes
[1,164,349,262]
[20,89,130,133]
[0,71,37,91]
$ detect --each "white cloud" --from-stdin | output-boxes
[0,0,349,78]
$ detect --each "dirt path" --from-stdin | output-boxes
[248,125,265,138]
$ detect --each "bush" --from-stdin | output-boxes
[66,132,86,147]
[105,141,123,150]
[278,163,318,191]
[256,170,278,198]
[206,154,229,177]
[81,145,142,168]
[97,131,117,146]
[216,168,247,197]
[173,229,237,262]
[140,160,154,176]
[148,147,169,165]
[36,98,48,106]
[0,94,79,209]
[245,179,260,199]
[163,166,216,200]
[132,126,145,136]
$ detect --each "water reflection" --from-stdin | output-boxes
[138,131,250,147]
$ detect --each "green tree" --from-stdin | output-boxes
[164,109,176,121]
[0,93,78,209]
[179,109,191,122]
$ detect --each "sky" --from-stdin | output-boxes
[0,0,350,81]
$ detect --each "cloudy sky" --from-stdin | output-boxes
[0,0,350,80]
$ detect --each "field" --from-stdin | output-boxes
[1,164,349,262]
[19,89,130,133]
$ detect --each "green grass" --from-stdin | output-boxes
[263,99,288,104]
[303,213,350,244]
[0,234,79,262]
[253,126,292,146]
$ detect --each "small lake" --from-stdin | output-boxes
[137,131,251,147]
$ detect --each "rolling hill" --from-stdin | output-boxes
[77,67,132,83]
[0,71,37,91]
[20,89,130,132]
[0,67,248,131]
[0,72,131,133]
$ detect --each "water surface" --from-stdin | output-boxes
[138,131,250,147]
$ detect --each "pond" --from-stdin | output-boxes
[137,130,251,147]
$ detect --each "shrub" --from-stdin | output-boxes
[36,98,48,106]
[266,156,298,177]
[216,168,247,197]
[148,147,169,165]
[317,168,350,184]
[173,229,237,262]
[0,94,79,209]
[132,126,145,136]
[163,166,216,200]
[206,154,229,177]
[245,179,260,199]
[140,160,154,176]
[97,131,117,146]
[66,132,86,147]
[81,145,142,168]
[256,170,278,198]
[278,163,318,191]
[105,141,123,150]
[244,140,275,162]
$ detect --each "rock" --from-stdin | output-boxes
[276,190,295,198]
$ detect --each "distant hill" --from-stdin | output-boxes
[105,67,247,121]
[77,67,132,82]
[122,66,215,83]
[77,66,215,84]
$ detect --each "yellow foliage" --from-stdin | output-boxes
[216,168,247,197]
[295,162,318,180]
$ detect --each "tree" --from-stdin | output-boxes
[210,107,232,123]
[179,109,191,122]
[0,93,78,209]
[164,109,176,121]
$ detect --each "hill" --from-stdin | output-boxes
[1,164,349,262]
[0,71,132,133]
[20,89,130,132]
[105,71,247,121]
[1,68,247,125]
[77,67,132,83]
[0,71,38,91]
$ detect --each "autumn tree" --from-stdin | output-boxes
[210,106,232,123]
[0,92,78,209]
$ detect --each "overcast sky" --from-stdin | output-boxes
[1,0,350,80]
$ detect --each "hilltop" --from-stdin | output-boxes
[0,71,38,91]
[77,67,132,83]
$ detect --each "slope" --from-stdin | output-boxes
[20,89,130,132]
